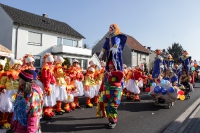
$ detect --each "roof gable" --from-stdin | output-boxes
[0,3,85,39]
[126,34,149,54]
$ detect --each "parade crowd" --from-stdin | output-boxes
[0,24,199,132]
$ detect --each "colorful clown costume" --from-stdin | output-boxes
[103,69,124,128]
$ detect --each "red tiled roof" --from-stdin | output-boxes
[125,34,150,54]
[0,44,13,53]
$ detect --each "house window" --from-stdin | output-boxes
[142,55,146,61]
[33,55,41,67]
[57,37,62,45]
[63,38,72,46]
[132,51,136,56]
[139,54,141,60]
[73,41,78,47]
[82,59,87,70]
[28,31,42,46]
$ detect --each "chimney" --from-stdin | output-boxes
[42,13,48,18]
[147,47,151,50]
[143,46,146,48]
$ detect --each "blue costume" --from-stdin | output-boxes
[152,55,163,78]
[163,58,174,72]
[164,75,178,85]
[173,68,181,84]
[102,34,127,71]
[180,55,191,75]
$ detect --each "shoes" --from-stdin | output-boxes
[108,123,116,129]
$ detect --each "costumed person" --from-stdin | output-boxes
[98,24,127,128]
[84,67,97,108]
[86,60,99,106]
[64,76,75,112]
[40,53,56,119]
[180,50,191,75]
[54,56,67,114]
[164,68,178,86]
[9,70,43,133]
[68,59,84,108]
[21,54,35,70]
[163,54,174,72]
[102,61,124,128]
[126,64,147,101]
[0,59,21,129]
[122,64,128,96]
[125,67,134,99]
[179,70,191,89]
[173,64,182,84]
[96,61,107,118]
[152,49,164,82]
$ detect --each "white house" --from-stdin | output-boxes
[0,3,92,69]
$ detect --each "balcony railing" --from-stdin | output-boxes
[52,44,92,56]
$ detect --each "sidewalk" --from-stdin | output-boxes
[163,97,200,133]
[182,104,200,133]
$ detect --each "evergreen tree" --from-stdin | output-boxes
[167,43,184,63]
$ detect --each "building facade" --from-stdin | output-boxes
[0,3,91,69]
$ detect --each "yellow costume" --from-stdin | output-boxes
[54,56,67,114]
[0,59,20,129]
[84,67,97,108]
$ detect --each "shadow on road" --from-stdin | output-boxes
[41,122,108,132]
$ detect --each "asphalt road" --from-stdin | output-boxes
[41,82,200,133]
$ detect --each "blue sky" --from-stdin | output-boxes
[1,0,200,61]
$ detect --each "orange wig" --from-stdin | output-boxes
[110,24,120,35]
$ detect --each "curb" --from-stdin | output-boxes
[0,129,6,133]
[162,97,200,133]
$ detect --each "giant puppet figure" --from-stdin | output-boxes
[152,49,164,79]
[180,50,191,75]
[98,24,127,129]
[21,54,35,70]
[98,24,127,71]
[40,53,56,119]
[0,59,21,128]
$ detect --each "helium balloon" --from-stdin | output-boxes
[152,82,156,87]
[169,87,175,93]
[161,88,167,95]
[145,88,150,92]
[180,95,185,100]
[161,79,165,84]
[178,90,184,95]
[191,67,195,71]
[165,80,170,85]
[154,86,161,93]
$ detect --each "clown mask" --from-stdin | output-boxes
[109,24,120,35]
[109,24,116,34]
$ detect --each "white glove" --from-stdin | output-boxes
[98,51,104,59]
[110,47,118,54]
